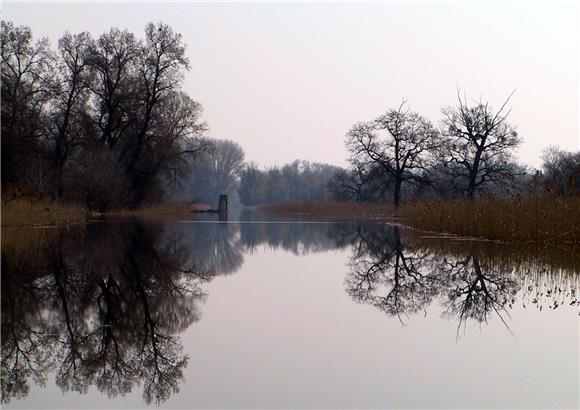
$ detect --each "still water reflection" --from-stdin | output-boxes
[2,217,578,408]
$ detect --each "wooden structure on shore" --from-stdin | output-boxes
[192,194,228,220]
[217,195,228,216]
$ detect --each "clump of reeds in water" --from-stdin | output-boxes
[401,196,580,243]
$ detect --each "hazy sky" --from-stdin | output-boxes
[4,1,579,168]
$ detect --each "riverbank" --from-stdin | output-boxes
[4,197,578,245]
[104,202,211,219]
[1,198,89,227]
[256,198,580,244]
[1,199,212,227]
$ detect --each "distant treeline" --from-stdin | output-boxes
[238,160,341,206]
[2,21,207,211]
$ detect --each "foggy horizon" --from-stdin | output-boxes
[5,1,579,169]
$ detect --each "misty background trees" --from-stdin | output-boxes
[176,138,245,207]
[238,160,341,206]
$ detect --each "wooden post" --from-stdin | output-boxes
[218,194,228,219]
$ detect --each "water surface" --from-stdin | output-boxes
[2,216,578,408]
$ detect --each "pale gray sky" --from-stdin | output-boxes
[4,1,579,168]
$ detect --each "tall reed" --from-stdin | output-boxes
[401,196,580,243]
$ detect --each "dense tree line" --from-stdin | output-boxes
[238,160,341,206]
[336,94,579,206]
[1,21,207,210]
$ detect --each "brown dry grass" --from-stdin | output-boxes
[401,196,580,243]
[0,199,211,227]
[105,202,211,219]
[1,198,88,227]
[258,201,396,221]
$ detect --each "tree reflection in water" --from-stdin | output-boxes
[345,225,441,324]
[1,221,211,405]
[437,254,518,338]
[342,222,577,335]
[2,219,578,405]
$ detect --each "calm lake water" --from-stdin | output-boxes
[2,214,579,409]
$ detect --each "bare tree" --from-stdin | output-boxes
[1,21,207,209]
[440,91,521,199]
[1,21,53,191]
[124,22,190,204]
[346,102,438,207]
[45,32,93,198]
[86,28,140,148]
[328,162,388,203]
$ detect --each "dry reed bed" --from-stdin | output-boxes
[401,197,580,244]
[1,200,211,227]
[104,202,210,219]
[1,199,88,227]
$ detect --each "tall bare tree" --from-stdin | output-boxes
[440,91,521,198]
[87,27,140,148]
[346,102,438,207]
[1,21,53,191]
[45,32,93,198]
[124,22,190,204]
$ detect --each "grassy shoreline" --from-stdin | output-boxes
[1,199,89,227]
[103,202,211,219]
[1,199,212,227]
[400,197,580,244]
[3,197,578,245]
[257,198,580,244]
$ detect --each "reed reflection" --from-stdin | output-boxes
[343,222,578,335]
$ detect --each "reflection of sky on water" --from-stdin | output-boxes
[3,219,578,409]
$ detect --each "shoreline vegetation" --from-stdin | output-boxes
[257,199,580,245]
[1,198,89,227]
[0,199,211,227]
[400,197,580,244]
[2,198,578,246]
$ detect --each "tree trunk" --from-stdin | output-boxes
[468,146,484,200]
[393,178,402,208]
